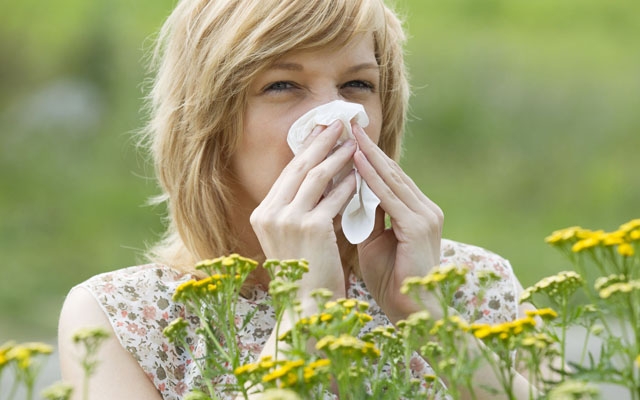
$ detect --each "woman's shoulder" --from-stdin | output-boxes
[440,238,519,324]
[440,238,514,280]
[74,263,198,340]
[80,263,194,290]
[64,264,202,398]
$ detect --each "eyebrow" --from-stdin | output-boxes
[268,62,379,73]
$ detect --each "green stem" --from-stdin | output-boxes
[178,335,219,398]
[578,329,591,365]
[560,299,568,373]
[82,368,89,400]
[193,302,233,366]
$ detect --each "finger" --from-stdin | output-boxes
[354,148,444,234]
[263,120,345,205]
[292,139,357,210]
[353,124,438,211]
[312,170,357,218]
[353,147,418,217]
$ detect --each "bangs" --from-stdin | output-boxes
[244,0,387,64]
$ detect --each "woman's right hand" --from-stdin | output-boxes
[249,120,357,305]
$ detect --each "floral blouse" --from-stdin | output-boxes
[77,239,519,399]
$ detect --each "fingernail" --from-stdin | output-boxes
[328,120,343,131]
[343,139,356,148]
[353,124,365,136]
[309,125,324,137]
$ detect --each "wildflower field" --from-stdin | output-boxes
[2,219,639,399]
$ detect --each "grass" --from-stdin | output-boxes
[1,0,638,340]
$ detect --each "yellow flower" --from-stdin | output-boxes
[303,359,330,382]
[259,356,276,369]
[630,229,640,241]
[339,299,357,309]
[401,265,469,294]
[173,279,196,300]
[41,381,74,400]
[471,325,492,340]
[544,226,583,244]
[195,254,258,276]
[599,280,640,299]
[163,318,189,344]
[521,333,555,349]
[423,374,437,383]
[324,301,338,309]
[234,362,259,376]
[571,237,600,252]
[594,274,627,291]
[262,359,304,384]
[472,317,535,342]
[519,271,583,303]
[602,231,626,246]
[0,341,15,368]
[320,313,333,322]
[619,219,640,233]
[316,334,380,358]
[617,243,635,257]
[525,308,558,321]
[519,288,533,303]
[8,346,31,369]
[310,288,333,303]
[429,315,469,335]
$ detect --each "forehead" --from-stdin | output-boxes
[269,33,377,69]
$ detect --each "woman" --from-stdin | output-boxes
[59,0,538,398]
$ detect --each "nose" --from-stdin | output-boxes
[309,87,344,109]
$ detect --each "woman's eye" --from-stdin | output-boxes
[342,80,375,91]
[264,81,296,92]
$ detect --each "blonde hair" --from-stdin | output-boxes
[143,0,409,272]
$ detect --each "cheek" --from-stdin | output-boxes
[364,116,382,145]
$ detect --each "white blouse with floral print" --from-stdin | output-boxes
[77,238,519,399]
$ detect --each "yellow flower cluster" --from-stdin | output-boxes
[524,308,558,322]
[71,326,110,344]
[594,274,627,291]
[234,356,331,388]
[545,219,639,257]
[41,382,74,400]
[278,298,372,343]
[324,298,370,313]
[316,334,380,359]
[428,315,470,336]
[173,273,240,301]
[194,254,258,276]
[400,264,469,294]
[264,259,310,282]
[262,359,305,386]
[598,280,640,299]
[520,332,555,350]
[519,271,584,303]
[471,316,537,341]
[0,341,53,370]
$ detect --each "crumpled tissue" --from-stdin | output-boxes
[287,100,380,244]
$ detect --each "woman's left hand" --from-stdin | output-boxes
[352,123,444,324]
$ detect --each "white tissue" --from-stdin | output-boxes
[287,100,381,244]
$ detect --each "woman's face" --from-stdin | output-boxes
[230,33,383,209]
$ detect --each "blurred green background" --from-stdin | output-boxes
[1,0,638,341]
